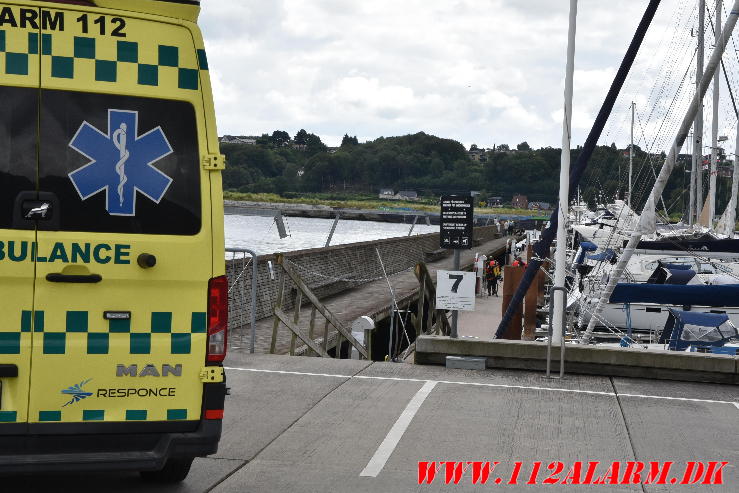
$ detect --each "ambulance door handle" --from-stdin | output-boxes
[46,273,103,283]
[0,364,18,378]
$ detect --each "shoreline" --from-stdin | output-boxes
[224,199,545,225]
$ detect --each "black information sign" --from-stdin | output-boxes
[440,195,474,249]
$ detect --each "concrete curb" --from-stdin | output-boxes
[415,336,739,384]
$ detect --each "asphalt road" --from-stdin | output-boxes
[6,353,739,492]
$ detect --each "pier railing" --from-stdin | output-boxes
[413,262,451,336]
[270,254,370,359]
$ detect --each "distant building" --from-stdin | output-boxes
[468,147,486,162]
[486,196,502,208]
[528,201,551,211]
[378,188,394,199]
[327,147,340,154]
[220,135,256,145]
[396,190,419,201]
[511,194,528,209]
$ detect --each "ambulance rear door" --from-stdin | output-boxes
[29,3,213,430]
[0,1,41,428]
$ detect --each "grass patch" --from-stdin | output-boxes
[223,191,538,216]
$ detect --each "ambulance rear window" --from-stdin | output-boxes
[0,86,37,230]
[39,90,201,235]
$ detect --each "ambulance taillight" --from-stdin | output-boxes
[207,275,228,362]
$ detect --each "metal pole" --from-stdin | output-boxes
[495,0,661,339]
[581,0,739,343]
[450,249,461,338]
[375,248,402,361]
[408,215,418,236]
[546,286,568,378]
[553,0,578,345]
[325,213,340,247]
[697,0,706,222]
[709,0,721,226]
[629,101,634,207]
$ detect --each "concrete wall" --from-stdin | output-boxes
[226,225,501,330]
[415,336,739,384]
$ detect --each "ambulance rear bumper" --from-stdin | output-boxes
[0,419,221,474]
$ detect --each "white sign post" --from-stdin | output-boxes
[436,270,476,312]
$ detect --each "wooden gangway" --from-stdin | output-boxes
[233,235,511,355]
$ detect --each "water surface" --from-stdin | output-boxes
[225,215,438,255]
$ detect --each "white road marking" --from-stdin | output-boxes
[359,380,437,478]
[225,367,349,379]
[225,366,739,406]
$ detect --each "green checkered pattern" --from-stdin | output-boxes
[0,310,206,355]
[32,408,188,422]
[0,30,38,76]
[0,29,208,90]
[0,408,190,424]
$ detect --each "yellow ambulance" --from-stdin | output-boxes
[0,0,227,482]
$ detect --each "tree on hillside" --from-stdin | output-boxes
[294,129,309,145]
[271,130,290,147]
[517,141,531,151]
[256,133,271,146]
[341,134,359,147]
[305,133,327,155]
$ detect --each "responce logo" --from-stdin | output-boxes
[61,379,94,407]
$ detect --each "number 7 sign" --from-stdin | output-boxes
[436,270,476,311]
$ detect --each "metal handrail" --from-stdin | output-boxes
[545,286,568,378]
[226,247,258,353]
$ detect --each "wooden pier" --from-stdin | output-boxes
[232,235,511,355]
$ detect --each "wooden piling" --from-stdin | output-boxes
[501,265,524,339]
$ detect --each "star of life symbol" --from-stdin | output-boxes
[68,109,173,216]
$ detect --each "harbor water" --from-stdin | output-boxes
[225,214,438,254]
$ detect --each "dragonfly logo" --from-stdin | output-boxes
[61,379,94,407]
[68,109,173,216]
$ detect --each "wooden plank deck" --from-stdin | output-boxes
[229,235,512,355]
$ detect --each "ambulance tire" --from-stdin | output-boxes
[140,457,194,483]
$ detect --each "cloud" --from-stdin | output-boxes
[199,0,736,150]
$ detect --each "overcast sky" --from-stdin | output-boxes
[200,0,739,151]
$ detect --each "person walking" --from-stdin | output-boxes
[491,260,501,296]
[485,261,496,296]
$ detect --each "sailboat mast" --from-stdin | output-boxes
[552,0,578,345]
[629,101,634,207]
[695,0,706,224]
[581,0,739,344]
[709,0,722,226]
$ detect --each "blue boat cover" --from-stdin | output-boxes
[587,248,616,261]
[668,309,728,326]
[665,269,695,285]
[575,241,599,264]
[610,283,739,306]
[580,241,598,252]
[662,263,692,270]
[659,308,738,350]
